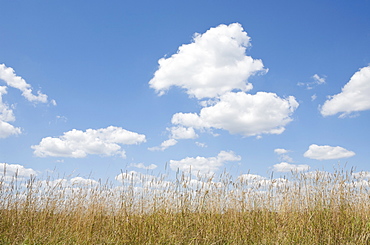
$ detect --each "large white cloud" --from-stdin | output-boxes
[321,65,370,117]
[149,23,266,99]
[303,144,355,160]
[172,92,299,137]
[32,126,146,158]
[169,150,241,175]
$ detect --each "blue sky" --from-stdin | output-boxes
[1,0,370,184]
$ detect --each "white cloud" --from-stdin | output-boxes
[0,163,38,179]
[272,162,310,172]
[70,177,99,186]
[149,23,266,99]
[172,91,299,137]
[321,65,370,117]
[169,150,241,175]
[0,120,21,138]
[238,173,266,182]
[148,138,178,151]
[169,126,198,139]
[32,126,146,158]
[0,86,21,138]
[130,163,158,170]
[115,170,157,184]
[303,144,355,160]
[274,148,293,163]
[195,142,207,148]
[298,74,326,90]
[352,171,370,179]
[0,64,49,103]
[0,64,54,138]
[311,94,317,101]
[274,148,289,155]
[312,74,326,85]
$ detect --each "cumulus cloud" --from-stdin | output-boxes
[303,144,355,160]
[149,23,266,99]
[172,92,299,137]
[0,64,48,103]
[321,65,370,117]
[32,126,146,158]
[130,163,158,170]
[272,162,310,172]
[148,139,178,151]
[169,150,241,175]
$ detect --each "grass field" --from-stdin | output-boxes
[1,168,370,244]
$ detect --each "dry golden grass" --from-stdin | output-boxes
[1,168,370,244]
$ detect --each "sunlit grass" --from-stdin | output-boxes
[1,168,370,244]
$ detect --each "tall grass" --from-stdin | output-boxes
[1,168,370,244]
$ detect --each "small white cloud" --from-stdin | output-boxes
[311,94,317,101]
[169,126,198,139]
[115,170,158,184]
[172,92,299,137]
[148,138,178,151]
[149,23,266,99]
[70,177,99,186]
[312,74,326,85]
[0,120,21,138]
[273,162,310,172]
[0,86,21,138]
[195,142,207,148]
[298,74,326,90]
[130,163,158,170]
[303,144,355,160]
[274,148,289,155]
[0,64,49,103]
[169,150,241,175]
[274,148,293,163]
[321,65,370,117]
[237,173,266,182]
[32,126,146,158]
[0,64,54,138]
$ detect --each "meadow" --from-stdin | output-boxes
[1,168,370,244]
